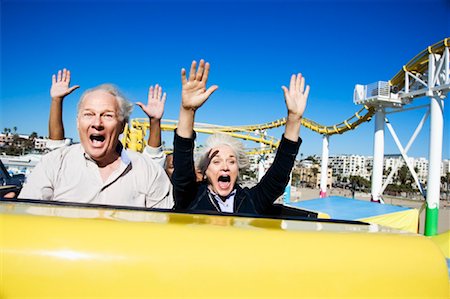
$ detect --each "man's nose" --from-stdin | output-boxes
[91,115,103,128]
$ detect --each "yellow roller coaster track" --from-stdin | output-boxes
[124,38,449,153]
[390,38,450,90]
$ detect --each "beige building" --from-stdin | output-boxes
[0,133,14,147]
[296,162,332,189]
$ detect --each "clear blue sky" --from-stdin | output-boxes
[1,0,449,159]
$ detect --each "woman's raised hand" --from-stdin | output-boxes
[181,59,218,112]
[281,73,310,121]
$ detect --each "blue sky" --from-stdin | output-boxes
[1,0,449,159]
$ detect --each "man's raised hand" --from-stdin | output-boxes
[50,68,80,99]
[136,84,167,120]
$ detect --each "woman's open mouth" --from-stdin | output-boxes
[218,175,231,189]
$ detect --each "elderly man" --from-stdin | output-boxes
[17,83,173,209]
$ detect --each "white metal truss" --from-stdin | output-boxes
[401,46,450,100]
[380,109,429,198]
[353,42,449,207]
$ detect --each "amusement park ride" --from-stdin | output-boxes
[1,39,449,298]
[123,38,450,237]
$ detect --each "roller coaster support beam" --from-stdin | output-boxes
[257,130,268,182]
[380,109,428,198]
[371,108,385,203]
[319,135,329,198]
[425,52,446,236]
[283,172,293,204]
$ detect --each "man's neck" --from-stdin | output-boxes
[94,143,123,182]
[95,152,121,168]
[94,142,123,168]
[97,154,122,182]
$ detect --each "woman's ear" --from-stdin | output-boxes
[120,121,126,133]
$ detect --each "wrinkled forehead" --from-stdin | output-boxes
[209,144,237,159]
[79,90,119,112]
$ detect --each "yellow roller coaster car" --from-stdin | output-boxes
[1,199,448,298]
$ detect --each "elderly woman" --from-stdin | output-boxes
[172,59,309,215]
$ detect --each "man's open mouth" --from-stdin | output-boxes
[90,134,105,145]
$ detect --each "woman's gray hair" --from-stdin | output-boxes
[197,133,249,175]
[78,84,134,123]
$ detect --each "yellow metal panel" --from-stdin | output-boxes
[1,201,449,298]
[430,230,450,258]
[360,208,419,234]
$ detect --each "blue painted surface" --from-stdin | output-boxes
[447,259,450,278]
[288,196,410,220]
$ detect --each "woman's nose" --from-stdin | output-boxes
[221,161,230,170]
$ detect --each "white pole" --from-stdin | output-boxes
[425,53,444,236]
[257,130,267,182]
[283,171,292,204]
[371,108,385,203]
[320,135,329,198]
[258,154,266,182]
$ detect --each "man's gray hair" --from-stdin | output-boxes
[197,133,249,175]
[78,84,134,123]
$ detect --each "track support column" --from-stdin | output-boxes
[425,53,444,236]
[283,172,292,204]
[371,108,385,203]
[320,135,329,197]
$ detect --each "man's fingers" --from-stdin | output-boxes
[148,86,154,102]
[136,102,144,109]
[3,192,16,198]
[181,68,187,85]
[188,60,197,82]
[202,62,211,84]
[207,149,220,167]
[299,75,305,93]
[161,92,167,105]
[204,85,219,99]
[289,74,296,91]
[68,85,80,94]
[304,85,310,101]
[52,74,56,84]
[156,84,162,100]
[196,59,205,81]
[57,70,62,82]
